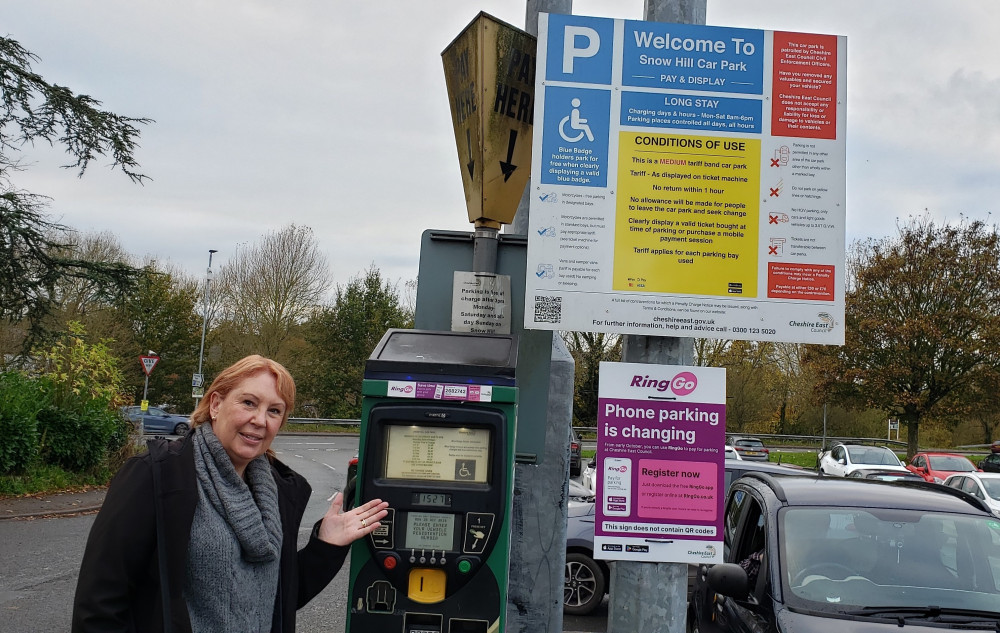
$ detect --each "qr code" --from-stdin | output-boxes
[533,295,562,323]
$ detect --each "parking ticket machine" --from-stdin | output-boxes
[347,329,518,633]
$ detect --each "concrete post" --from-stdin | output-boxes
[606,5,706,633]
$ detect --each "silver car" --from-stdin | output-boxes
[121,405,191,435]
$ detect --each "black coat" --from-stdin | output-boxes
[72,433,348,632]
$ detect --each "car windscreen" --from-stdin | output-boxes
[780,507,1000,614]
[982,479,1000,501]
[846,446,899,466]
[735,439,763,449]
[928,455,975,472]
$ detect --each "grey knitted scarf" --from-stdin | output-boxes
[184,423,282,633]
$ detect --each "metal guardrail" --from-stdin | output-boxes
[729,433,908,450]
[287,418,360,428]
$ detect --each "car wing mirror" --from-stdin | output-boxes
[707,563,749,599]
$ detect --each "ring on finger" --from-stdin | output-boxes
[361,518,367,528]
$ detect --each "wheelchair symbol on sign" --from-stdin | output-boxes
[559,98,594,143]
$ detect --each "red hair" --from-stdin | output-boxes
[191,355,296,430]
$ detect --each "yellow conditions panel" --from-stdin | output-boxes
[613,132,761,297]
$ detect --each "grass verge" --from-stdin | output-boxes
[768,451,819,469]
[0,464,114,498]
[282,423,360,434]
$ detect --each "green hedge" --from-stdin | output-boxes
[0,372,47,474]
[37,404,130,472]
[0,371,133,477]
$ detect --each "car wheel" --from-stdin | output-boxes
[564,552,605,615]
[173,422,190,435]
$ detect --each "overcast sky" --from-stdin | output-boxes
[5,0,999,295]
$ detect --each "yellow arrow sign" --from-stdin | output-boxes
[442,12,536,228]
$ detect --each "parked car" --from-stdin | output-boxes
[726,436,769,461]
[943,472,1000,518]
[570,428,582,477]
[992,440,1000,454]
[979,452,1000,473]
[688,474,999,632]
[817,443,907,477]
[121,405,191,435]
[724,446,742,460]
[565,480,600,615]
[342,454,359,510]
[847,468,924,482]
[564,459,814,616]
[906,451,978,484]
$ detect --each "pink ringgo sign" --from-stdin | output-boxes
[594,362,726,564]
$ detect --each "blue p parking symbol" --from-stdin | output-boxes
[562,26,600,73]
[544,14,614,85]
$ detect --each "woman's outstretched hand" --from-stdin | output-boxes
[319,493,390,547]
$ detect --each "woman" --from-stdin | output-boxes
[72,355,388,632]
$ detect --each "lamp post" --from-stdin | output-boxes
[195,249,218,404]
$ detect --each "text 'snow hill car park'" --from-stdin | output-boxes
[688,474,1000,632]
[817,443,908,477]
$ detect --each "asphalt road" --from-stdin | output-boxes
[0,509,94,631]
[0,434,360,633]
[0,435,607,632]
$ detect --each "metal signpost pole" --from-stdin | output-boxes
[606,4,707,633]
[502,3,575,633]
[195,249,217,404]
[139,353,158,409]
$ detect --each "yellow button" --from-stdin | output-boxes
[408,568,447,604]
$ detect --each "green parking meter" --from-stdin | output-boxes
[347,329,518,633]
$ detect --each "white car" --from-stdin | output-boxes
[943,472,1000,518]
[818,443,908,477]
[724,445,743,460]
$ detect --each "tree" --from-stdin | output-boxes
[213,225,330,367]
[111,265,202,409]
[300,267,412,418]
[808,218,1000,456]
[715,340,781,433]
[0,36,149,351]
[939,365,1000,445]
[563,331,621,426]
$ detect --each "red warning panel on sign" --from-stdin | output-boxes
[771,32,839,139]
[767,262,834,301]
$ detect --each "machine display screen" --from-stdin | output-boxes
[412,492,452,507]
[405,512,456,550]
[384,425,490,483]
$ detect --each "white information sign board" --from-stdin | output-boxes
[525,14,847,344]
[451,271,512,334]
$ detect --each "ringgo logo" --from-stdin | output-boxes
[629,371,698,396]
